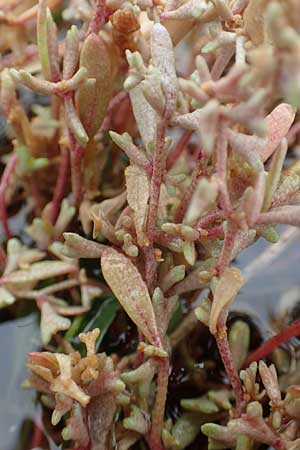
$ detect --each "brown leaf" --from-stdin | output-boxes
[209,268,244,335]
[101,248,161,346]
[76,33,112,138]
[1,261,77,285]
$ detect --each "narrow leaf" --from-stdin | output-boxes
[151,23,177,116]
[63,233,108,258]
[263,138,287,211]
[63,25,80,80]
[125,165,150,246]
[37,0,51,80]
[129,85,157,148]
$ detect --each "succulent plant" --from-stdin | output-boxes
[1,0,300,449]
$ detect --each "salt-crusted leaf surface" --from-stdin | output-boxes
[62,403,89,446]
[1,261,76,285]
[260,103,296,162]
[151,23,177,116]
[263,138,287,211]
[51,354,90,406]
[41,301,71,345]
[76,33,112,138]
[209,267,244,335]
[125,165,150,246]
[88,393,116,450]
[243,0,268,45]
[101,248,161,346]
[63,232,107,258]
[129,85,157,148]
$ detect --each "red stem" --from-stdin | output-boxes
[29,177,43,215]
[216,220,238,273]
[206,225,224,237]
[166,130,192,171]
[216,122,232,215]
[143,245,158,293]
[50,146,69,224]
[245,320,300,367]
[0,153,18,240]
[147,121,166,239]
[70,135,84,207]
[0,244,6,272]
[149,358,169,450]
[145,121,166,289]
[30,422,43,449]
[100,91,128,133]
[196,209,225,231]
[216,329,244,416]
[87,0,106,36]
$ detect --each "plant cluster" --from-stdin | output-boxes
[0,0,300,449]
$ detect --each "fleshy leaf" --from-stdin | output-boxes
[263,138,287,211]
[0,287,16,308]
[76,33,112,138]
[1,261,76,285]
[101,248,161,346]
[151,23,177,117]
[51,354,90,406]
[260,103,296,162]
[63,233,108,258]
[129,85,157,148]
[62,403,90,446]
[125,165,150,246]
[209,268,244,335]
[37,0,51,80]
[40,301,71,345]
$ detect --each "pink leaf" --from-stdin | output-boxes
[260,103,296,162]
